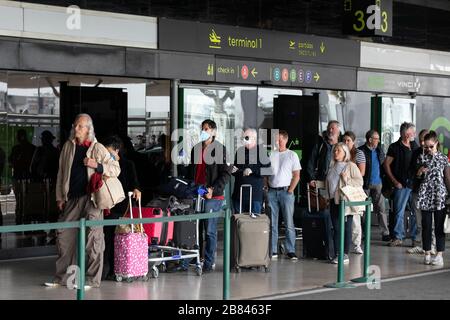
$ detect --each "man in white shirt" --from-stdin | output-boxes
[268,130,301,260]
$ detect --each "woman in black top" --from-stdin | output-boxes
[102,135,141,280]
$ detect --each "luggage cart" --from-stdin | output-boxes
[146,191,206,278]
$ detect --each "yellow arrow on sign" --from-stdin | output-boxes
[251,68,258,77]
[289,40,295,48]
[320,42,325,54]
[314,72,320,82]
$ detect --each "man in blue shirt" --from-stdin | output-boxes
[358,130,390,241]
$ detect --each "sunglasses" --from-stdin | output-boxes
[424,144,436,149]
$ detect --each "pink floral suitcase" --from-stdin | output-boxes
[114,194,148,282]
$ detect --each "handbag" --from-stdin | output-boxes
[444,214,450,234]
[95,176,125,210]
[115,200,143,234]
[307,183,328,212]
[340,184,367,214]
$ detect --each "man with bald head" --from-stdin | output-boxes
[232,128,271,215]
[45,114,120,289]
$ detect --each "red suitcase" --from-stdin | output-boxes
[126,206,174,246]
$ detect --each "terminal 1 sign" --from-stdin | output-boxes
[159,18,360,67]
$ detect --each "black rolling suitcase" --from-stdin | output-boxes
[302,210,334,260]
[302,181,333,260]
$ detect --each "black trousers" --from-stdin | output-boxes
[422,209,446,252]
[330,200,353,256]
[102,213,120,279]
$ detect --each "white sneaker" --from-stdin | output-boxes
[424,254,431,265]
[43,282,61,288]
[431,255,444,266]
[271,254,278,260]
[407,246,424,254]
[352,246,363,254]
[343,254,350,264]
[73,284,92,290]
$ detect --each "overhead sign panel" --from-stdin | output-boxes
[215,58,357,90]
[358,71,450,96]
[159,18,360,67]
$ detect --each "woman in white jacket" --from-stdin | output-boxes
[326,142,364,264]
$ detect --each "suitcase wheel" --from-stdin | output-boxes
[115,275,123,282]
[141,274,150,282]
[235,266,241,273]
[126,277,134,283]
[195,265,202,276]
[151,266,159,278]
[264,266,270,273]
[158,263,167,273]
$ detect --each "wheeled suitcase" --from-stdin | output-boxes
[231,184,270,272]
[173,220,197,249]
[114,194,149,282]
[302,209,334,260]
[126,205,174,246]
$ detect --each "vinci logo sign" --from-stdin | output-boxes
[343,0,392,37]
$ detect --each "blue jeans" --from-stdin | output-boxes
[268,189,296,255]
[202,199,223,270]
[393,187,417,240]
[232,199,262,215]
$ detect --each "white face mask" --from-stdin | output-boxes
[200,130,211,142]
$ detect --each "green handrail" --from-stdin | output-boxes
[0,211,229,300]
[325,198,372,289]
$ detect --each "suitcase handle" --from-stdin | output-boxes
[239,184,252,214]
[307,183,320,213]
[128,191,144,234]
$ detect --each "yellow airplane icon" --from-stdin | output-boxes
[289,40,295,48]
[209,29,221,48]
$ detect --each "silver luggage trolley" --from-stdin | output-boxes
[146,194,204,278]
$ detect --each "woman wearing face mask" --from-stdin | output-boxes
[416,131,449,266]
[326,142,364,264]
[343,131,366,255]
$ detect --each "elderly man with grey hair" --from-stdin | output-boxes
[44,114,120,289]
[384,122,419,247]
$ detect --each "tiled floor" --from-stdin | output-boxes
[1,236,449,300]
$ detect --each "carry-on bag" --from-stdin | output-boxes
[114,193,149,282]
[230,184,270,272]
[135,206,174,246]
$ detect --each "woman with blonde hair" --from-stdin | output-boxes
[343,131,366,255]
[326,142,364,264]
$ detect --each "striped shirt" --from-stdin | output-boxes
[355,149,366,165]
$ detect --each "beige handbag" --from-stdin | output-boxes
[95,176,125,210]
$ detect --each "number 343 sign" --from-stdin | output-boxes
[343,0,392,37]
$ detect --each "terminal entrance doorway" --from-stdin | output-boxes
[59,82,128,144]
[273,94,320,180]
[273,94,320,204]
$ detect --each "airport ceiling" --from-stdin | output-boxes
[15,0,450,52]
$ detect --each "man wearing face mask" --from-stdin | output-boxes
[384,122,419,247]
[232,128,271,215]
[188,119,232,272]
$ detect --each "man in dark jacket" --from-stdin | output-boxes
[384,122,419,247]
[188,119,232,272]
[358,130,389,241]
[306,120,341,185]
[232,128,271,214]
